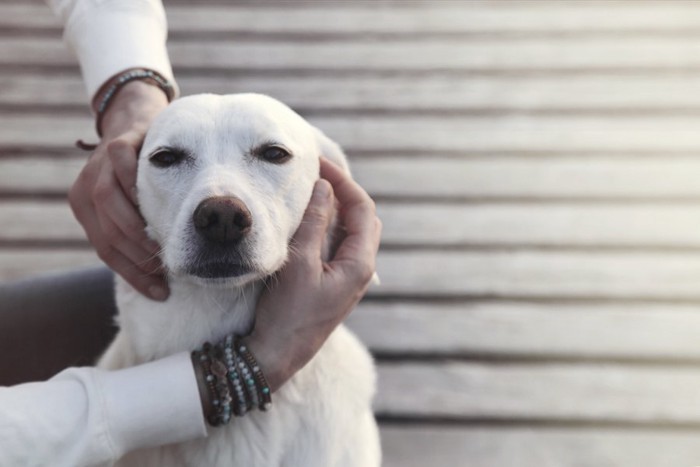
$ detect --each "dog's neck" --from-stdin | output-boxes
[115,275,264,363]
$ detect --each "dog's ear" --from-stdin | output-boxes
[313,126,350,174]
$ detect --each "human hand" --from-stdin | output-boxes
[247,158,382,391]
[69,81,170,300]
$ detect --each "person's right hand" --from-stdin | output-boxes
[247,158,382,391]
[69,81,170,301]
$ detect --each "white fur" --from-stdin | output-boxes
[98,94,380,466]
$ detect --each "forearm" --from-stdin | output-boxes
[0,353,206,466]
[46,0,177,102]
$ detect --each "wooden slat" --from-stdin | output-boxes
[5,155,700,200]
[12,74,700,112]
[12,2,700,35]
[9,200,700,249]
[0,249,99,279]
[352,157,700,199]
[374,250,700,300]
[348,302,700,360]
[8,248,700,301]
[375,362,700,423]
[12,114,700,153]
[10,37,700,72]
[380,426,700,467]
[0,157,83,193]
[0,201,82,240]
[376,203,700,248]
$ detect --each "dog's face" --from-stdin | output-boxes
[137,93,325,287]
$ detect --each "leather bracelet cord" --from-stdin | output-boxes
[92,67,175,138]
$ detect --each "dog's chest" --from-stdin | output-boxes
[111,278,262,363]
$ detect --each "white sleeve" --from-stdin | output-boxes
[0,352,207,467]
[45,0,179,101]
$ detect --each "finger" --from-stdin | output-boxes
[92,165,162,274]
[76,193,167,300]
[101,246,169,301]
[290,179,334,259]
[93,161,160,252]
[108,138,140,206]
[320,158,374,216]
[320,159,379,269]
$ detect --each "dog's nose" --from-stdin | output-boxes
[193,196,252,244]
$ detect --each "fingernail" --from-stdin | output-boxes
[148,285,168,301]
[312,180,330,199]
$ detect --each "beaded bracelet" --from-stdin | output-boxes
[192,334,273,427]
[196,344,233,427]
[92,67,175,137]
[223,335,251,417]
[238,339,272,411]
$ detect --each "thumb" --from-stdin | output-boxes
[291,179,334,257]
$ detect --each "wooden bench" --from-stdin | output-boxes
[5,1,700,465]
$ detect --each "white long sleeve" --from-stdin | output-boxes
[0,352,207,467]
[46,0,178,101]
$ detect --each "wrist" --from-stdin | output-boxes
[99,80,169,140]
[245,329,293,393]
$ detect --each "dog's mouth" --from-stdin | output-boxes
[187,260,253,279]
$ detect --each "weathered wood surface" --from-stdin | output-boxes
[12,113,700,153]
[6,154,700,200]
[380,426,700,467]
[12,200,700,248]
[7,1,700,466]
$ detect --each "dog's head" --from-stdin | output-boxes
[137,93,346,287]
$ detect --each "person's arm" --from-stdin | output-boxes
[47,0,176,300]
[46,0,177,101]
[0,353,205,467]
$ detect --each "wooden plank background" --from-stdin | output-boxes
[6,1,700,465]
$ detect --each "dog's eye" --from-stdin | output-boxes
[149,149,184,168]
[259,146,292,164]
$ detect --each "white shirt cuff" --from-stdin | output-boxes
[97,352,207,456]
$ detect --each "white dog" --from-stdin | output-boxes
[98,94,381,466]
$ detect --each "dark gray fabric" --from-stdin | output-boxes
[0,267,118,385]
